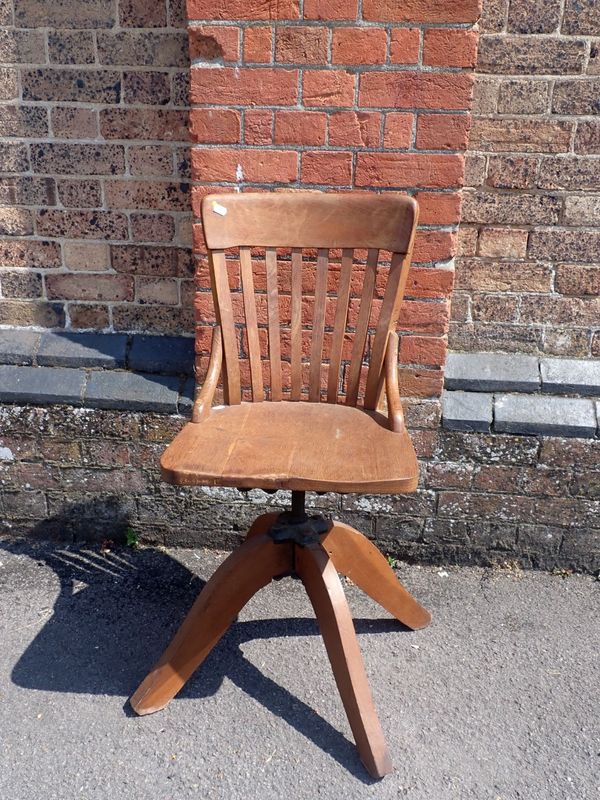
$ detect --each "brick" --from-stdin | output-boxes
[478,228,528,258]
[486,156,539,189]
[0,330,40,365]
[30,143,125,176]
[128,145,174,177]
[389,28,420,64]
[113,304,194,335]
[0,67,18,100]
[304,0,357,18]
[0,142,29,172]
[562,0,599,35]
[398,299,450,333]
[69,305,110,330]
[328,111,379,147]
[97,31,188,67]
[36,209,129,240]
[190,67,298,106]
[46,273,133,303]
[543,329,590,358]
[243,26,272,63]
[538,157,600,190]
[469,118,572,153]
[22,68,121,103]
[171,71,189,106]
[399,335,447,366]
[360,72,474,110]
[85,370,181,413]
[100,109,189,141]
[471,293,519,322]
[110,245,185,277]
[528,229,600,262]
[0,271,43,299]
[0,106,48,138]
[508,0,561,33]
[275,111,326,145]
[497,80,549,114]
[189,109,240,144]
[130,213,176,243]
[244,108,273,144]
[464,154,486,186]
[276,25,328,63]
[540,438,599,469]
[519,296,600,325]
[495,394,597,438]
[462,190,561,225]
[57,179,102,208]
[555,265,600,297]
[355,153,464,189]
[540,358,600,396]
[478,36,586,75]
[456,260,552,293]
[51,107,98,139]
[383,113,413,149]
[414,192,461,225]
[187,0,299,18]
[191,148,298,183]
[303,70,355,108]
[405,267,454,298]
[0,365,84,405]
[189,25,240,62]
[564,195,600,226]
[423,29,478,68]
[0,176,55,206]
[123,71,171,105]
[119,0,167,26]
[47,30,95,64]
[442,391,493,432]
[0,208,33,236]
[0,28,45,63]
[552,80,600,115]
[0,0,12,24]
[129,335,194,375]
[0,239,61,270]
[446,352,539,392]
[14,0,116,27]
[301,151,353,186]
[413,230,457,262]
[135,274,178,304]
[62,242,108,272]
[363,0,481,22]
[416,114,470,151]
[574,122,600,154]
[37,332,127,369]
[104,180,189,212]
[332,27,387,65]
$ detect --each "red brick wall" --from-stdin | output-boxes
[453,0,600,358]
[0,0,194,334]
[187,0,481,400]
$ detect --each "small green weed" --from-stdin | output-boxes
[125,527,140,549]
[386,555,399,569]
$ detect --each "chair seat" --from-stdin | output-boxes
[160,402,419,493]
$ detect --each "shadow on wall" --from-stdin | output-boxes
[1,511,411,782]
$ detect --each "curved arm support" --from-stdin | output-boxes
[384,331,406,434]
[191,325,223,423]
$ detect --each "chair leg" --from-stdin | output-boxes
[130,533,293,716]
[295,543,394,779]
[321,522,431,631]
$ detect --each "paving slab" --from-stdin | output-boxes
[0,364,85,405]
[445,352,540,393]
[442,390,493,432]
[495,393,597,438]
[541,357,600,396]
[0,329,40,365]
[37,331,127,369]
[84,370,181,413]
[128,335,195,376]
[0,539,597,800]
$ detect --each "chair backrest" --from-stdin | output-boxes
[200,192,418,409]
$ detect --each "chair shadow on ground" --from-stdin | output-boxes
[2,501,413,783]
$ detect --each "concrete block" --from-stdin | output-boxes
[0,330,40,365]
[495,394,597,438]
[37,332,127,369]
[128,335,194,376]
[85,370,181,413]
[446,352,539,392]
[0,365,84,405]
[442,390,493,432]
[541,357,600,396]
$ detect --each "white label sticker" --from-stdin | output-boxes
[212,201,227,216]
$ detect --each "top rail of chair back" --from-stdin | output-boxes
[201,192,418,252]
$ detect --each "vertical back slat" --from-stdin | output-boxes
[364,251,411,409]
[239,246,263,402]
[345,248,379,407]
[308,248,329,402]
[290,247,303,401]
[210,249,241,405]
[265,246,282,401]
[326,248,354,403]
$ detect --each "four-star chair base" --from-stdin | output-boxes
[129,492,431,780]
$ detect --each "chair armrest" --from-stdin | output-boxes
[384,331,406,434]
[192,326,223,423]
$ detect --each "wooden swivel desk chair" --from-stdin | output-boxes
[130,192,432,779]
